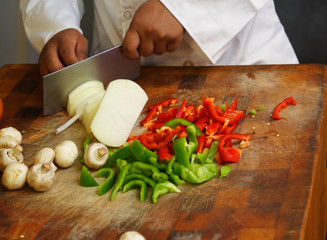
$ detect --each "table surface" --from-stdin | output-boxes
[0,64,327,240]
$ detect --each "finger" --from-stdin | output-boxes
[76,37,89,61]
[57,40,79,66]
[138,35,154,57]
[153,40,167,55]
[122,28,141,59]
[39,46,64,76]
[166,40,181,53]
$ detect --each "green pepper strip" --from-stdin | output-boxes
[165,156,176,175]
[196,148,209,164]
[173,137,190,169]
[124,173,156,188]
[104,144,134,168]
[130,139,158,163]
[80,165,99,187]
[173,162,218,184]
[110,163,131,201]
[123,179,148,202]
[129,162,169,182]
[95,168,116,196]
[151,181,181,204]
[169,173,185,186]
[205,140,219,164]
[163,118,202,136]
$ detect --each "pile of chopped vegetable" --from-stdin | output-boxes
[80,97,250,203]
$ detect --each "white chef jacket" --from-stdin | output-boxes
[20,0,299,66]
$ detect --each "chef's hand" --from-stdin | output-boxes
[39,28,88,76]
[122,0,185,59]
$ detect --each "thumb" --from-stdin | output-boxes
[76,36,89,61]
[122,28,140,59]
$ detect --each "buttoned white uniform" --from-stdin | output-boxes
[20,0,299,66]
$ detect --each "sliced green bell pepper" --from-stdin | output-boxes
[95,168,116,196]
[104,144,135,168]
[173,162,218,184]
[130,139,158,163]
[151,181,181,204]
[123,179,148,202]
[80,165,99,187]
[205,140,219,164]
[163,118,202,136]
[110,163,131,201]
[169,173,185,186]
[124,173,156,188]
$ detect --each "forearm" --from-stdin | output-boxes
[20,0,85,53]
[159,0,268,64]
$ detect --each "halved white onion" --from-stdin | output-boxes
[90,79,148,147]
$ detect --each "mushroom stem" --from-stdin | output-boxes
[8,145,23,159]
[97,147,108,158]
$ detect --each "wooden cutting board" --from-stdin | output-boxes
[0,64,326,240]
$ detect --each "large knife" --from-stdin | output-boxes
[43,44,140,115]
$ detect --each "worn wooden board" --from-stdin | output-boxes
[0,64,326,240]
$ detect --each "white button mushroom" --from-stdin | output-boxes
[33,147,57,171]
[0,127,23,148]
[0,145,24,172]
[54,140,78,168]
[119,231,145,240]
[2,162,28,190]
[84,142,109,170]
[27,163,56,191]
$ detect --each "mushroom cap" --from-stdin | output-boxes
[2,162,28,190]
[27,163,56,192]
[0,145,24,172]
[84,142,109,170]
[54,140,78,168]
[0,127,22,148]
[33,147,57,171]
[119,231,145,240]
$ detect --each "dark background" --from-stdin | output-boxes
[274,0,327,64]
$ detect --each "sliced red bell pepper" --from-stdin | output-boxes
[203,98,227,123]
[139,126,184,150]
[218,133,249,163]
[272,96,296,120]
[140,98,178,125]
[158,145,173,161]
[205,122,221,136]
[176,99,187,118]
[196,133,206,153]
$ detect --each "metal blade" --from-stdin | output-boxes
[43,45,140,115]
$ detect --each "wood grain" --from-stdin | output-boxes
[0,64,326,240]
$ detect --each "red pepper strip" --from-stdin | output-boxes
[224,110,245,126]
[205,122,221,136]
[195,116,209,132]
[158,145,173,161]
[139,126,185,150]
[196,133,206,153]
[230,98,238,110]
[139,127,174,149]
[147,98,178,110]
[203,98,227,123]
[144,109,178,131]
[218,119,229,134]
[272,96,296,120]
[218,133,249,163]
[176,99,187,118]
[140,98,178,125]
[224,123,238,134]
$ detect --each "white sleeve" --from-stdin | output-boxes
[160,0,269,64]
[20,0,85,53]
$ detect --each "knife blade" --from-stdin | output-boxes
[43,44,140,115]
